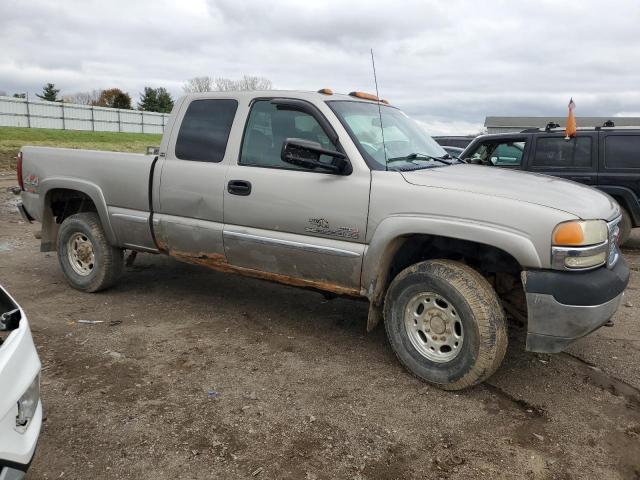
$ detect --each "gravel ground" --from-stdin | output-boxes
[1,172,639,480]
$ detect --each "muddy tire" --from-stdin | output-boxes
[383,259,507,390]
[57,212,123,292]
[619,207,632,246]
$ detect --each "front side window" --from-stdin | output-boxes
[175,99,238,162]
[532,136,592,168]
[605,135,640,169]
[467,140,526,167]
[240,100,336,170]
[329,101,447,170]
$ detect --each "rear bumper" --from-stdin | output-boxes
[523,257,630,353]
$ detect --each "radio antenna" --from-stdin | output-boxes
[370,49,388,170]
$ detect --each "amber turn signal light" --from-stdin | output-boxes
[552,222,584,246]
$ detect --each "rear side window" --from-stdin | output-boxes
[605,135,640,169]
[175,99,238,162]
[532,137,591,168]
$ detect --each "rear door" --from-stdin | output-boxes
[526,132,597,185]
[222,98,370,293]
[154,97,239,259]
[597,131,640,223]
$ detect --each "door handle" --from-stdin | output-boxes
[227,180,252,196]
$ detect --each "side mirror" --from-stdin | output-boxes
[281,138,351,174]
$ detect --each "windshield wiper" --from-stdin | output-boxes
[441,153,464,163]
[387,153,453,166]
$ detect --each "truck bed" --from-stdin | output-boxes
[20,146,157,251]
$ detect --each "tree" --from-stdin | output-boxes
[216,75,272,91]
[63,90,101,105]
[138,87,174,113]
[183,76,213,93]
[156,88,174,113]
[138,87,158,111]
[183,75,272,93]
[13,93,26,99]
[96,88,132,109]
[36,83,60,102]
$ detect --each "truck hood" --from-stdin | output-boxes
[400,164,619,221]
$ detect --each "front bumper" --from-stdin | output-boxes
[523,256,630,353]
[0,465,28,480]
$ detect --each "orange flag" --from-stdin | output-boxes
[565,98,577,139]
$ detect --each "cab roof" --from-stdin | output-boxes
[180,89,388,104]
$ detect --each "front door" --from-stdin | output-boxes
[223,99,370,294]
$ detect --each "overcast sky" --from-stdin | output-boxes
[1,0,639,135]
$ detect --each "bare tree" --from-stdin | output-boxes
[212,77,236,92]
[238,75,272,91]
[215,75,272,91]
[183,76,214,93]
[62,90,102,105]
[183,75,273,93]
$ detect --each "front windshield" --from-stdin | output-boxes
[329,101,448,170]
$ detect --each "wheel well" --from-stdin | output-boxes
[39,189,99,252]
[47,188,98,223]
[367,234,525,331]
[385,234,521,287]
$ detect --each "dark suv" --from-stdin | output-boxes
[460,127,640,244]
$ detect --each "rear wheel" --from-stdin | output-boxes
[619,207,632,246]
[384,259,507,390]
[57,212,123,292]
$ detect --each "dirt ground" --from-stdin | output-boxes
[1,171,639,480]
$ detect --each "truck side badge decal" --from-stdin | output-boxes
[306,218,359,239]
[24,174,39,193]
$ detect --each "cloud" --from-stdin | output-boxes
[1,0,640,135]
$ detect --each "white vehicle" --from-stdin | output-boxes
[0,286,42,480]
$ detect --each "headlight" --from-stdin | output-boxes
[552,220,608,246]
[551,220,608,270]
[16,373,40,430]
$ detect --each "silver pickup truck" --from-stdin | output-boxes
[16,89,630,390]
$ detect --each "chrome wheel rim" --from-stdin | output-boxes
[404,292,463,363]
[67,232,95,276]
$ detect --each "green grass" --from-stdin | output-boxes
[0,127,162,170]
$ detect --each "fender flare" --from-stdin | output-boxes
[39,177,118,245]
[362,215,541,305]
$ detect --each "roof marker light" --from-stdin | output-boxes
[349,91,380,102]
[348,91,390,104]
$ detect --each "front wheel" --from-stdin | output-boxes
[57,212,123,292]
[384,260,508,390]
